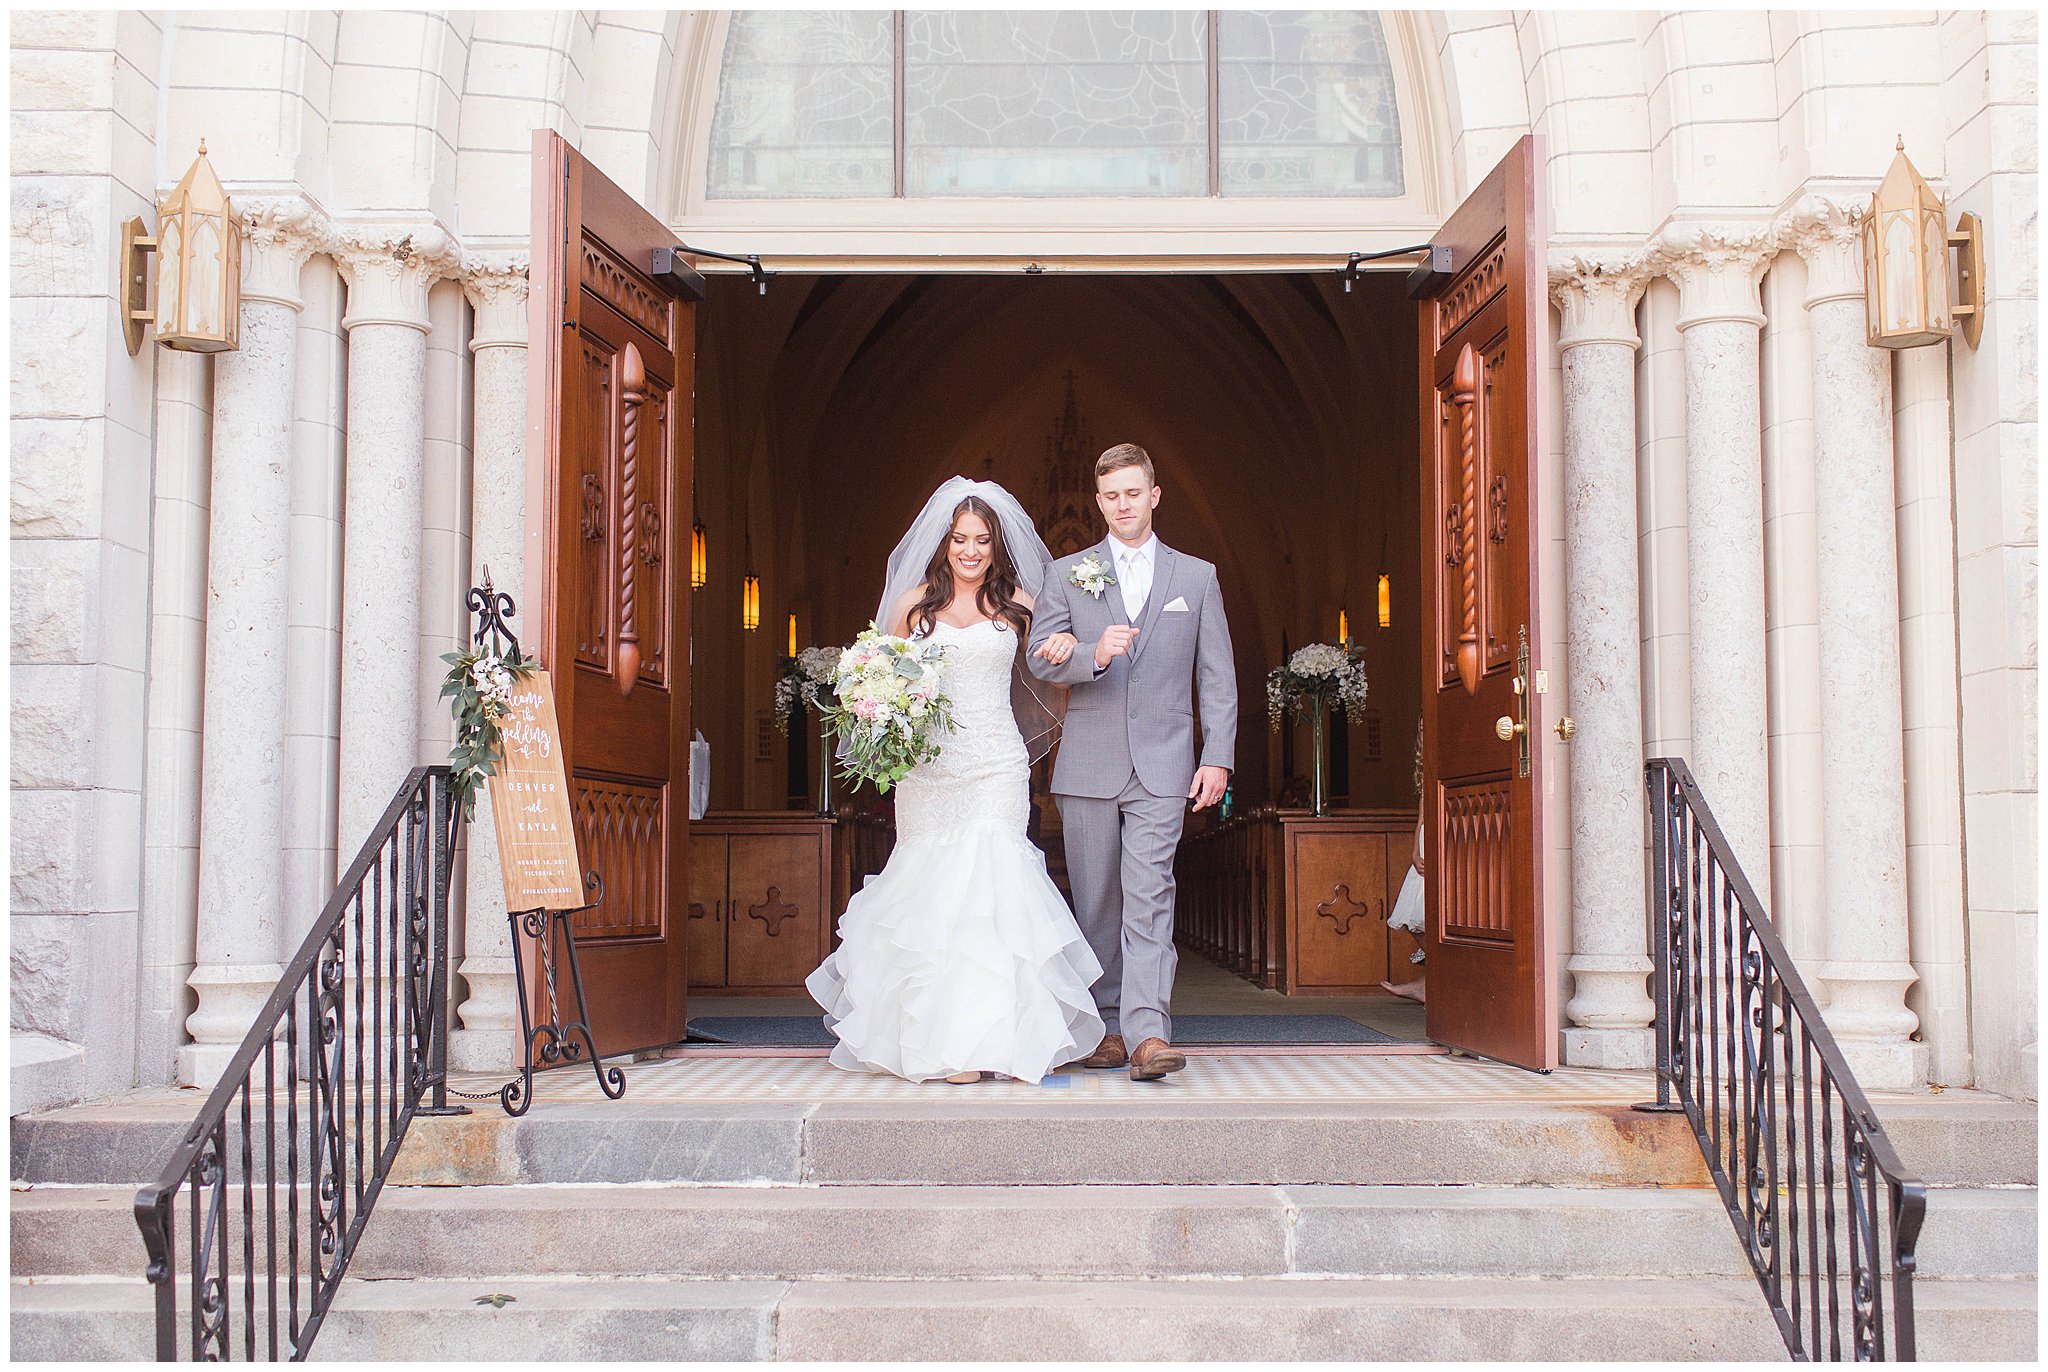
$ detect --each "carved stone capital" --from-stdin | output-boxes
[462,251,531,352]
[1650,222,1773,332]
[1775,194,1870,308]
[1549,250,1651,351]
[333,222,462,332]
[235,195,331,311]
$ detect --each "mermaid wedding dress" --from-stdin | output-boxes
[804,617,1105,1084]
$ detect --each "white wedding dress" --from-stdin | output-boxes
[805,618,1105,1083]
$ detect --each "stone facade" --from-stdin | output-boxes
[8,11,2037,1107]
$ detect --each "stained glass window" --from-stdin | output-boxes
[1218,11,1402,197]
[706,10,895,199]
[904,10,1208,197]
[703,10,1406,200]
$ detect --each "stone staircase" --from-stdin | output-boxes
[11,1085,2037,1360]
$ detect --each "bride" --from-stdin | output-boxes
[805,477,1106,1084]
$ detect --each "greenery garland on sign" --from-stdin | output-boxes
[439,641,539,820]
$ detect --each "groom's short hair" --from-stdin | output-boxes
[1096,443,1155,488]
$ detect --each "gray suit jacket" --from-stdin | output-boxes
[1027,536,1237,799]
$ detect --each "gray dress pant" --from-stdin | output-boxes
[1057,773,1186,1046]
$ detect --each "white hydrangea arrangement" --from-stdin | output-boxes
[773,644,844,734]
[1266,641,1370,731]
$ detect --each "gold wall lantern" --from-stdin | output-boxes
[742,575,761,632]
[1377,573,1392,629]
[121,141,242,356]
[1865,137,1984,350]
[786,611,798,658]
[1337,609,1349,646]
[690,518,708,589]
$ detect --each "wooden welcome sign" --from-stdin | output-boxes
[485,670,584,912]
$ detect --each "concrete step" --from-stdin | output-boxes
[15,1182,2034,1284]
[10,1274,2036,1362]
[18,1093,2033,1189]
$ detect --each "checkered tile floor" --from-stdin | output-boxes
[450,1052,1662,1103]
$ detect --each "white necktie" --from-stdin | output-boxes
[1120,548,1146,619]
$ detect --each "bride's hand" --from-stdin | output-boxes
[1033,632,1077,665]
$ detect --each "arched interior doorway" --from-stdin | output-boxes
[693,270,1422,818]
[680,266,1432,1046]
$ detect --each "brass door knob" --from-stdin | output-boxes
[1554,716,1576,742]
[1495,715,1524,741]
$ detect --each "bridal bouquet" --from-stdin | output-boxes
[1266,641,1370,730]
[773,645,843,734]
[821,626,955,793]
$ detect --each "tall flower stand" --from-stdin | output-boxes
[1308,705,1330,817]
[816,713,834,817]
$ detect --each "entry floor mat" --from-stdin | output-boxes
[446,1052,1663,1102]
[686,1013,1406,1048]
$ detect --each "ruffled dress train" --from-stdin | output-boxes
[805,619,1104,1083]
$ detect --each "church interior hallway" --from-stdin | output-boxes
[685,267,1427,1050]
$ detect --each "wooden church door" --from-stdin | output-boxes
[1415,135,1556,1070]
[527,131,700,1057]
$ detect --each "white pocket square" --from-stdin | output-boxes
[1162,596,1189,613]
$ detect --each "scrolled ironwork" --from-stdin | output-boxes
[497,873,629,1117]
[1643,757,1927,1362]
[134,766,464,1361]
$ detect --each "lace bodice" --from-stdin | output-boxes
[894,618,1029,842]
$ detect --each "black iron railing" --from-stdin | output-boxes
[1645,757,1928,1361]
[133,766,463,1361]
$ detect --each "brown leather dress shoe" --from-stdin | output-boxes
[1128,1037,1188,1081]
[1067,1033,1127,1070]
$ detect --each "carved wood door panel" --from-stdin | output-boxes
[529,131,700,1059]
[1416,135,1555,1070]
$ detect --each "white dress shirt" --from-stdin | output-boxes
[1114,534,1157,621]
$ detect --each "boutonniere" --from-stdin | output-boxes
[1070,552,1116,599]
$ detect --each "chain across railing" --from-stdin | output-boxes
[133,766,464,1361]
[1644,757,1928,1361]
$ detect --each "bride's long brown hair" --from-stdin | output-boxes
[906,496,1033,639]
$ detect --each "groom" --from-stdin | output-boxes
[1028,444,1237,1081]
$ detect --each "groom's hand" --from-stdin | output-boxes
[1032,631,1078,666]
[1093,624,1139,669]
[1188,765,1229,811]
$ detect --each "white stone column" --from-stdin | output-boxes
[449,253,528,1072]
[1552,254,1657,1069]
[1657,225,1775,887]
[1785,197,1926,1089]
[181,201,323,1086]
[333,227,459,862]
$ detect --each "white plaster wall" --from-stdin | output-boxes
[1634,278,1691,761]
[329,10,471,223]
[138,348,209,1088]
[453,11,589,242]
[1641,10,1779,217]
[1893,341,1972,1087]
[1775,11,1950,198]
[160,12,334,195]
[1518,10,1654,239]
[1432,12,1531,201]
[1758,255,1826,971]
[417,277,474,769]
[282,258,345,946]
[1941,9,2038,1102]
[583,10,676,207]
[1541,306,1573,1055]
[10,9,164,1107]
